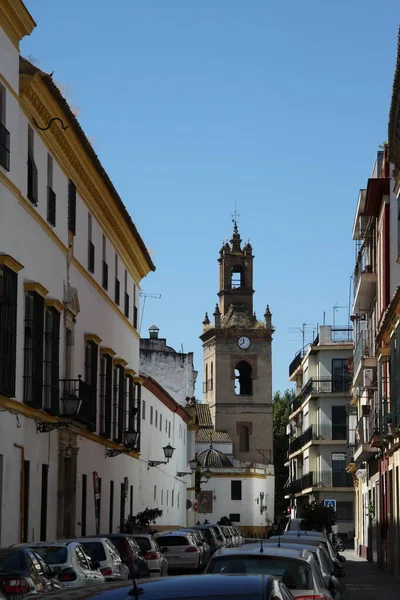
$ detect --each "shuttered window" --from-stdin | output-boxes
[231,481,242,500]
[78,340,98,431]
[68,180,77,235]
[0,266,18,397]
[27,125,38,205]
[23,291,44,407]
[100,354,113,438]
[43,307,60,414]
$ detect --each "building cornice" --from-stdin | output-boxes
[0,254,24,273]
[125,368,137,377]
[19,63,155,281]
[113,358,128,368]
[0,0,36,49]
[84,333,102,345]
[45,298,64,313]
[100,347,116,357]
[24,281,49,297]
[141,374,190,423]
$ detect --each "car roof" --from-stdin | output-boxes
[12,542,74,548]
[283,531,326,538]
[154,531,193,536]
[211,545,310,561]
[263,542,322,554]
[31,574,274,600]
[73,538,110,544]
[131,534,152,539]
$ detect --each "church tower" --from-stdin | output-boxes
[200,222,274,464]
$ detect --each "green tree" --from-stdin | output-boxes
[273,389,294,521]
[300,501,336,533]
[121,508,163,533]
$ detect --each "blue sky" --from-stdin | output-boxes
[23,0,399,394]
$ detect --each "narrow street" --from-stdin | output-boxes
[344,550,400,600]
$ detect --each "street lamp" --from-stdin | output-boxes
[200,469,212,483]
[148,443,175,468]
[189,458,199,470]
[106,430,140,457]
[37,376,84,433]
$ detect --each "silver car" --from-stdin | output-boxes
[132,534,168,578]
[74,538,129,581]
[205,544,335,600]
[154,531,201,572]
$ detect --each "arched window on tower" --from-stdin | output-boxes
[211,362,214,391]
[231,265,244,289]
[234,361,253,396]
[239,425,250,452]
[205,364,208,393]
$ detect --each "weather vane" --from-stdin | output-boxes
[232,200,240,231]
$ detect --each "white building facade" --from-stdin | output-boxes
[0,1,189,546]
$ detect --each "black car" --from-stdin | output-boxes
[30,573,295,600]
[85,535,149,579]
[193,525,220,554]
[0,547,61,599]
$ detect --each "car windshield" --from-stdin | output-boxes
[34,546,68,565]
[208,556,312,590]
[134,538,151,553]
[0,551,24,572]
[80,543,106,562]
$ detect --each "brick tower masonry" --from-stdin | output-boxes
[200,222,274,465]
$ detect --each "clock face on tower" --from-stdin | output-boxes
[237,336,251,350]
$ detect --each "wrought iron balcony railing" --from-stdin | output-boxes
[291,377,352,414]
[288,470,353,493]
[354,329,376,375]
[289,424,347,454]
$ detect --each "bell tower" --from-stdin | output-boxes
[200,221,274,465]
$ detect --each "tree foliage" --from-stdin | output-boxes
[121,508,163,533]
[300,501,336,533]
[273,389,294,521]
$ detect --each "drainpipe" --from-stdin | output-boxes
[13,444,25,543]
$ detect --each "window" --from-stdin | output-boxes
[112,365,125,442]
[80,340,98,431]
[159,414,162,431]
[142,400,146,420]
[88,214,95,273]
[150,406,153,425]
[336,502,354,523]
[210,362,214,391]
[124,270,129,318]
[168,421,171,437]
[231,481,242,500]
[161,489,163,505]
[126,375,140,451]
[43,307,60,414]
[234,361,253,395]
[153,485,157,501]
[205,364,208,393]
[166,490,169,505]
[27,126,38,205]
[102,235,108,290]
[68,180,76,235]
[331,406,347,440]
[239,425,250,452]
[0,84,10,171]
[155,410,158,428]
[115,254,120,305]
[177,493,180,508]
[165,419,168,433]
[133,283,138,329]
[0,265,18,397]
[23,291,44,407]
[172,490,174,507]
[47,154,56,226]
[100,353,113,438]
[229,514,240,523]
[231,265,243,289]
[332,358,352,393]
[109,481,114,533]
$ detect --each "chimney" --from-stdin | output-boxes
[149,325,159,340]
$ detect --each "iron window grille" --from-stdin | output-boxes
[124,292,129,318]
[47,187,56,227]
[68,180,77,235]
[27,149,38,205]
[0,266,17,397]
[100,354,113,438]
[43,307,60,414]
[88,241,95,274]
[0,122,10,171]
[23,291,44,407]
[102,261,108,290]
[115,278,120,306]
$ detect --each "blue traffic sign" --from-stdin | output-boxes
[324,499,336,510]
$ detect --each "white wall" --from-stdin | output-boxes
[390,185,400,297]
[196,471,274,528]
[140,350,196,406]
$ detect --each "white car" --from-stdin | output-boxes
[74,538,130,581]
[22,542,105,588]
[131,534,168,578]
[154,531,201,572]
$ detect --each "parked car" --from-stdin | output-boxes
[204,524,226,548]
[14,542,105,588]
[87,534,150,579]
[219,526,233,547]
[278,533,344,567]
[28,574,296,600]
[73,538,129,581]
[260,541,348,600]
[153,531,201,572]
[193,525,220,554]
[205,543,336,600]
[131,535,168,578]
[0,547,62,598]
[176,529,211,566]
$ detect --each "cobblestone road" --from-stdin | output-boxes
[344,549,400,600]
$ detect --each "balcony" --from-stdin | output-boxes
[0,122,10,171]
[353,243,376,312]
[289,424,347,455]
[288,470,353,494]
[60,378,96,431]
[289,350,304,378]
[353,413,380,462]
[353,329,376,383]
[290,377,352,416]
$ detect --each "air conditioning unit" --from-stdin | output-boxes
[363,368,376,389]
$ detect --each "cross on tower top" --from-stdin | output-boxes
[231,201,240,232]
